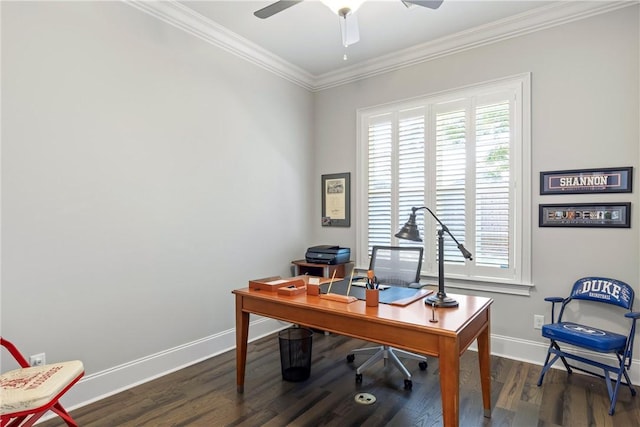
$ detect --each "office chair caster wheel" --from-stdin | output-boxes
[419,361,428,370]
[355,373,363,383]
[347,354,355,363]
[404,379,413,390]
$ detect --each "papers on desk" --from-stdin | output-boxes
[320,279,423,304]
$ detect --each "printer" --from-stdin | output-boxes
[305,245,351,265]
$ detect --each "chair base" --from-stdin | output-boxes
[537,342,636,415]
[347,345,427,390]
[1,402,79,427]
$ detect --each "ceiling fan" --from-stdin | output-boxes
[254,1,444,48]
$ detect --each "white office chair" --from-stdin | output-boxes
[346,246,427,390]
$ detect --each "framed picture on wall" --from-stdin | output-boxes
[321,172,350,227]
[539,202,631,228]
[540,167,633,195]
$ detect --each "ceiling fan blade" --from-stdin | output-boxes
[340,13,360,47]
[254,1,303,19]
[402,0,444,10]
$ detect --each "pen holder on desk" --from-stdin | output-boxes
[366,289,379,307]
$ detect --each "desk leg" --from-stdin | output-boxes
[478,315,492,418]
[439,336,459,427]
[235,294,249,393]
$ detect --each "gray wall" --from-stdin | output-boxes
[1,0,314,400]
[313,6,639,361]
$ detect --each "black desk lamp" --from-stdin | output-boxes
[395,206,473,308]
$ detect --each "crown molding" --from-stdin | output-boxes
[125,0,636,92]
[124,0,316,90]
[313,0,637,90]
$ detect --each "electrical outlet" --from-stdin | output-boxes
[29,353,46,366]
[533,315,545,330]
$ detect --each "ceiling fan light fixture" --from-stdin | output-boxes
[321,0,366,16]
[339,12,359,47]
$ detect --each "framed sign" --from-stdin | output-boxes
[539,202,631,228]
[540,167,633,195]
[321,172,350,227]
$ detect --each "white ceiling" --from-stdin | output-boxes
[181,0,555,76]
[130,1,632,90]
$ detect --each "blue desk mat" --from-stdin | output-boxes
[319,279,419,304]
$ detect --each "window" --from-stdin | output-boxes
[357,74,531,292]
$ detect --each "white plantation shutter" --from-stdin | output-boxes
[435,107,467,264]
[367,115,393,251]
[475,100,511,269]
[397,109,425,249]
[367,109,425,255]
[359,75,530,287]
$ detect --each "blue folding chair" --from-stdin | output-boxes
[537,277,639,415]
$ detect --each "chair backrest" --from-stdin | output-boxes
[569,277,634,310]
[369,246,423,286]
[1,337,30,368]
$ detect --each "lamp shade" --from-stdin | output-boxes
[394,213,423,242]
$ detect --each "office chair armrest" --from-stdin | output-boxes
[408,282,424,289]
[625,311,640,319]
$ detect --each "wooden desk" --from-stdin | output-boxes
[233,287,492,427]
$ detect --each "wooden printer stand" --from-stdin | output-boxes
[291,260,352,278]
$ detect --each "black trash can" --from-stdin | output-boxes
[278,327,313,382]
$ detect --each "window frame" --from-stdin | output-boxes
[355,73,532,295]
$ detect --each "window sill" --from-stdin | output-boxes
[419,276,533,296]
[353,267,534,296]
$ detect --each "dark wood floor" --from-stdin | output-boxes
[41,331,640,426]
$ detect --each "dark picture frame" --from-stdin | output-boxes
[539,202,631,228]
[540,167,633,195]
[321,172,350,227]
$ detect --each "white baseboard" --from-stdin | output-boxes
[52,317,291,417]
[470,333,640,384]
[49,327,640,420]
